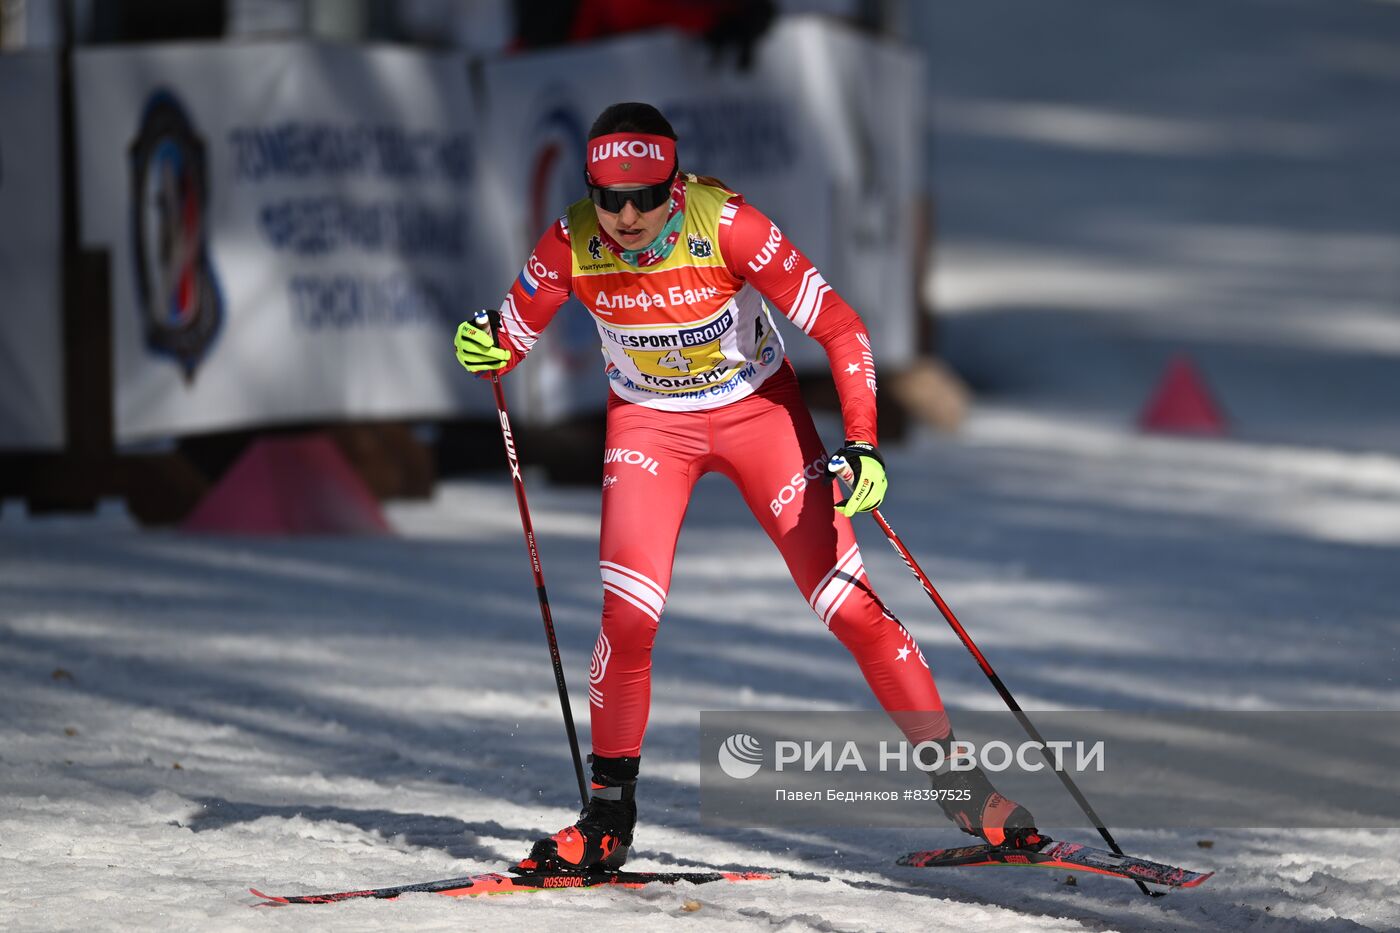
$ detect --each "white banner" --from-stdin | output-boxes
[76,43,500,443]
[793,20,922,365]
[72,26,919,439]
[0,51,64,451]
[475,17,921,423]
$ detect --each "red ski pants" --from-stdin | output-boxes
[589,365,950,757]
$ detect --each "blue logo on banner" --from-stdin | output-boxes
[529,103,586,237]
[528,100,600,366]
[129,90,224,382]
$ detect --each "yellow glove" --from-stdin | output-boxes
[828,441,888,517]
[454,313,511,372]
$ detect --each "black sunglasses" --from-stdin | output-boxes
[586,165,678,214]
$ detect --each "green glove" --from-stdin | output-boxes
[829,440,888,517]
[454,314,511,373]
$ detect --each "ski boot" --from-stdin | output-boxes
[931,759,1046,851]
[518,755,638,872]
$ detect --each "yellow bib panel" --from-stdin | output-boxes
[565,180,785,409]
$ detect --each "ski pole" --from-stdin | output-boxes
[829,456,1155,898]
[476,312,589,810]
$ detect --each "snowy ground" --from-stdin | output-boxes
[3,414,1400,931]
[919,0,1400,454]
[5,1,1400,930]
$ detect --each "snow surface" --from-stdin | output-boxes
[4,416,1399,931]
[5,1,1400,930]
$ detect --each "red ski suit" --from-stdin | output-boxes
[494,178,949,756]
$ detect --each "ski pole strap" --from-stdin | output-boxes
[587,784,630,801]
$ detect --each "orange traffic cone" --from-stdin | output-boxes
[1138,355,1228,436]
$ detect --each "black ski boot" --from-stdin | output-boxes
[931,756,1046,850]
[518,755,638,872]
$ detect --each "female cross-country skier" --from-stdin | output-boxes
[454,102,1042,871]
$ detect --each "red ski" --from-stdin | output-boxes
[898,840,1212,888]
[251,868,774,904]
